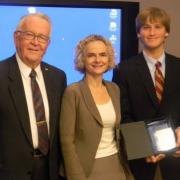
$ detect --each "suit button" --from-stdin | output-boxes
[27,171,32,175]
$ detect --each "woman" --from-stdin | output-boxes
[60,34,134,180]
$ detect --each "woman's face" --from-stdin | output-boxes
[84,40,109,78]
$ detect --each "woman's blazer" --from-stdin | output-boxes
[60,79,121,180]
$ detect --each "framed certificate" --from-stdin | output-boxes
[146,117,177,154]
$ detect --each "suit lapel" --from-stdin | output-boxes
[105,82,120,128]
[160,55,174,106]
[79,80,103,126]
[79,79,121,127]
[8,56,33,146]
[136,53,159,108]
[41,64,57,146]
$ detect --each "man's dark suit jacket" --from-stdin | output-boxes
[0,55,67,180]
[112,52,180,180]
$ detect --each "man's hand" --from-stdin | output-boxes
[146,154,165,163]
[173,127,180,157]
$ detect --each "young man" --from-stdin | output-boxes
[113,7,180,180]
[0,13,66,180]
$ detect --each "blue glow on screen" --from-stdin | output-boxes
[0,6,121,84]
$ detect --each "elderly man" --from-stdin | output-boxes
[0,13,66,180]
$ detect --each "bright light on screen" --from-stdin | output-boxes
[0,6,121,84]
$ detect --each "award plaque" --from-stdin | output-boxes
[146,117,177,154]
[121,116,177,160]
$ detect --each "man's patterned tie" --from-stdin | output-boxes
[155,62,164,103]
[29,69,49,155]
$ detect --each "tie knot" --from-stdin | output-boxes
[29,69,37,78]
[155,61,162,68]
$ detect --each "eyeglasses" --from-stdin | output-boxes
[16,31,50,44]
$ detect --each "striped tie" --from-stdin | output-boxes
[155,62,164,103]
[30,69,49,155]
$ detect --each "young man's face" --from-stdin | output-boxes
[138,20,169,52]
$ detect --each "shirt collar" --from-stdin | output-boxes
[143,50,165,66]
[16,53,41,80]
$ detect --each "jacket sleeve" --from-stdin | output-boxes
[59,86,87,180]
[112,64,134,123]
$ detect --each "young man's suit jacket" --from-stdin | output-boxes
[112,52,180,180]
[0,55,66,180]
[60,79,134,180]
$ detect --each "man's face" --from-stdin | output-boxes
[14,16,51,68]
[138,20,168,52]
